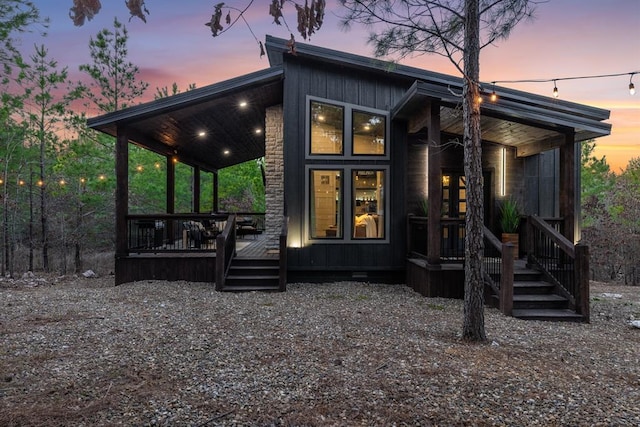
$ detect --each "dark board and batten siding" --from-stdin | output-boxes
[283,56,411,280]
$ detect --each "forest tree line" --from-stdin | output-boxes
[1,6,264,276]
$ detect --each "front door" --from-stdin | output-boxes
[441,172,492,258]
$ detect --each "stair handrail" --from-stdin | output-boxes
[526,215,590,322]
[215,214,237,291]
[483,226,515,316]
[483,225,502,295]
[278,216,288,291]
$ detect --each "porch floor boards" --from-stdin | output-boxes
[235,233,279,259]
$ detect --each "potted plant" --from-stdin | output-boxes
[417,197,428,217]
[500,198,520,255]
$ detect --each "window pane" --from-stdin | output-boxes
[310,101,343,155]
[352,111,385,155]
[353,170,385,238]
[310,170,342,238]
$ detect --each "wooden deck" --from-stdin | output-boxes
[235,233,279,259]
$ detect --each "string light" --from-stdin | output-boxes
[488,70,639,98]
[490,82,498,102]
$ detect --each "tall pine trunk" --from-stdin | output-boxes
[462,0,486,342]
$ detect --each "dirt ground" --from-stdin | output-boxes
[1,274,638,426]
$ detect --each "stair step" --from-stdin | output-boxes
[513,294,568,309]
[231,258,279,267]
[513,281,555,294]
[512,308,584,322]
[513,269,543,281]
[228,266,279,276]
[221,284,282,292]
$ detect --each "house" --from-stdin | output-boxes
[88,36,611,320]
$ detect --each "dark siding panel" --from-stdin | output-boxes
[282,56,412,274]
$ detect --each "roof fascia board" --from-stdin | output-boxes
[396,81,611,138]
[87,66,284,129]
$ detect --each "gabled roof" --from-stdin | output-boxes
[88,66,284,171]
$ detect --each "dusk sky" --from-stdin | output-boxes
[20,0,640,172]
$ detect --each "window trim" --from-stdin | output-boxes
[305,95,390,161]
[305,165,390,245]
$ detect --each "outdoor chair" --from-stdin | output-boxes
[182,220,217,248]
[236,217,261,239]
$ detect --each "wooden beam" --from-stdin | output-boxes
[193,166,201,213]
[516,134,566,157]
[115,127,129,256]
[408,104,432,134]
[559,131,576,244]
[167,156,175,214]
[427,101,442,265]
[213,171,219,212]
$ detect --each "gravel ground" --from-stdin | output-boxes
[1,274,639,426]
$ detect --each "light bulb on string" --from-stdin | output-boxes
[552,80,559,98]
[490,82,498,102]
[630,73,636,95]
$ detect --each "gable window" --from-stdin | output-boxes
[310,101,344,155]
[352,110,386,155]
[307,96,389,160]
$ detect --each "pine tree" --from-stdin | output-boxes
[340,0,536,342]
[79,17,148,113]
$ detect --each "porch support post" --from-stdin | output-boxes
[559,131,576,243]
[427,102,442,265]
[115,127,129,257]
[193,166,201,213]
[167,157,175,214]
[213,171,219,212]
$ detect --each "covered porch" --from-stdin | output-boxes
[395,80,611,321]
[87,67,288,288]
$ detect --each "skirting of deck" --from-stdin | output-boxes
[406,258,465,299]
[117,235,276,285]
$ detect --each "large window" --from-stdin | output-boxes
[310,101,343,155]
[352,110,386,155]
[306,97,389,243]
[308,97,388,159]
[310,170,342,238]
[353,170,385,239]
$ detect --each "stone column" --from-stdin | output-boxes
[265,105,284,249]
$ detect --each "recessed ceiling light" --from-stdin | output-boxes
[198,131,206,137]
[223,149,230,155]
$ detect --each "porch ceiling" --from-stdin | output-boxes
[393,81,612,157]
[87,67,284,172]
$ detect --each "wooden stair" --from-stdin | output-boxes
[509,266,583,322]
[221,257,282,292]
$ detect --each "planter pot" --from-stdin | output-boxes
[501,232,519,258]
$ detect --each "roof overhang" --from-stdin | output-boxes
[392,81,611,156]
[88,66,284,171]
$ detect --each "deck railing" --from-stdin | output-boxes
[406,215,465,261]
[125,213,265,253]
[483,225,516,316]
[526,215,590,321]
[215,214,237,291]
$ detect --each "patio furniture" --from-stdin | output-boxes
[182,220,217,248]
[237,217,261,239]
